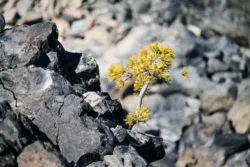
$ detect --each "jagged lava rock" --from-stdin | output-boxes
[0,99,35,167]
[0,21,165,166]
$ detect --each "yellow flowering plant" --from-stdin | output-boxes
[107,43,188,127]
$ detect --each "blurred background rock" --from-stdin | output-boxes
[1,0,250,166]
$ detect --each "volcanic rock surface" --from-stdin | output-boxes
[0,21,165,167]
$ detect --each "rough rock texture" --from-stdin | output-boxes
[200,83,237,113]
[228,79,250,133]
[224,151,248,167]
[1,0,250,166]
[183,0,250,46]
[104,146,147,167]
[0,98,35,167]
[176,147,226,167]
[0,21,165,166]
[17,141,66,167]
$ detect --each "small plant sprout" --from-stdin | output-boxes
[181,67,189,78]
[107,43,188,127]
[87,53,97,66]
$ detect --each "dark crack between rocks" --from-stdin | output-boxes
[55,101,64,146]
[0,78,18,108]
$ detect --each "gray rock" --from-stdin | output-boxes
[150,94,189,143]
[204,51,221,59]
[0,22,100,113]
[17,141,66,167]
[111,125,128,143]
[0,135,17,167]
[241,47,250,74]
[150,155,176,167]
[3,8,16,24]
[86,161,105,167]
[202,113,226,128]
[200,83,237,113]
[228,79,250,133]
[201,36,245,74]
[112,23,132,43]
[70,19,89,37]
[83,92,109,115]
[107,0,121,4]
[127,130,165,163]
[132,0,151,14]
[0,22,58,71]
[162,20,197,64]
[212,72,243,84]
[104,146,147,167]
[1,0,16,13]
[163,6,179,25]
[0,67,73,116]
[111,125,165,163]
[104,154,123,167]
[128,93,200,150]
[57,95,114,162]
[186,54,207,76]
[185,97,200,125]
[180,123,219,150]
[83,91,126,125]
[0,99,35,167]
[213,133,250,157]
[0,15,5,32]
[0,99,35,148]
[183,0,250,41]
[0,69,128,163]
[20,11,43,25]
[177,146,226,167]
[16,0,33,16]
[207,58,229,74]
[224,151,248,167]
[215,36,243,71]
[0,87,13,113]
[66,50,100,90]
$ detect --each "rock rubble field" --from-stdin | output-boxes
[1,0,250,166]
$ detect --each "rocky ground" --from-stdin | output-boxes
[1,0,250,167]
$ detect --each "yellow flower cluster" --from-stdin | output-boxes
[124,105,150,127]
[107,43,175,92]
[107,43,188,127]
[107,64,126,88]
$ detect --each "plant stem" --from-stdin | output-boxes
[136,83,148,113]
